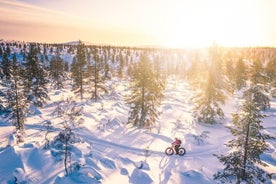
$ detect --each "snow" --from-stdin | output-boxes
[8,134,16,146]
[0,70,276,183]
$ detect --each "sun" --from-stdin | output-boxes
[159,23,215,48]
[155,0,267,48]
[156,6,218,48]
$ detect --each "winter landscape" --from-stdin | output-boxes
[1,0,276,184]
[0,40,275,184]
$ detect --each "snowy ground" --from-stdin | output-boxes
[0,77,275,184]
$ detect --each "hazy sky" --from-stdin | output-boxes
[1,0,276,47]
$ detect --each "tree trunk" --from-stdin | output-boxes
[80,68,83,100]
[140,86,145,126]
[64,137,69,175]
[94,64,98,101]
[242,120,250,179]
[14,78,21,130]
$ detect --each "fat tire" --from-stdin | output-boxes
[178,147,186,156]
[165,147,174,156]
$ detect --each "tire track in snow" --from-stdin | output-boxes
[79,128,223,159]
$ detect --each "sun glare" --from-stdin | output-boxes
[156,0,270,48]
[0,0,275,47]
[160,20,215,48]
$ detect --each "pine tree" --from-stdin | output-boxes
[24,44,49,107]
[88,48,107,101]
[224,58,235,93]
[103,57,111,80]
[234,58,247,90]
[214,86,273,183]
[49,55,66,89]
[71,41,87,100]
[126,53,165,127]
[247,57,270,110]
[1,51,12,83]
[50,46,53,54]
[0,91,6,113]
[249,58,265,85]
[186,50,205,89]
[5,44,11,55]
[192,70,225,124]
[117,51,125,78]
[0,46,3,57]
[265,57,276,87]
[7,53,28,141]
[192,45,226,124]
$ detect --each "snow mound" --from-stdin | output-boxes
[28,105,41,116]
[13,168,26,183]
[163,104,173,110]
[107,117,122,129]
[99,158,116,169]
[54,170,101,184]
[261,152,276,166]
[8,134,16,146]
[180,170,212,184]
[112,102,123,108]
[120,168,129,175]
[129,168,153,184]
[135,161,150,170]
[0,147,24,182]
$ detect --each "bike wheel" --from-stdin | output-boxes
[178,147,186,156]
[165,147,174,156]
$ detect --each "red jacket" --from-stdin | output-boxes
[172,139,181,146]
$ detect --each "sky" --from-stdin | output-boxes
[1,0,276,48]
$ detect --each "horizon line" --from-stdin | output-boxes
[1,38,276,49]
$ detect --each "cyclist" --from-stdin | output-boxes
[172,138,181,154]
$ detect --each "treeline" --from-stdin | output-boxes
[1,41,276,130]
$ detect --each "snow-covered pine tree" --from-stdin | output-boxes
[234,58,247,90]
[224,57,235,94]
[71,41,87,100]
[1,51,12,84]
[192,45,226,124]
[117,51,125,78]
[250,58,266,85]
[126,53,165,127]
[88,47,107,101]
[0,50,9,113]
[7,53,28,141]
[186,50,204,89]
[0,93,6,113]
[0,45,3,57]
[49,54,66,89]
[23,43,49,107]
[103,56,111,80]
[5,44,11,55]
[265,57,276,87]
[247,58,270,110]
[192,70,225,124]
[214,86,273,184]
